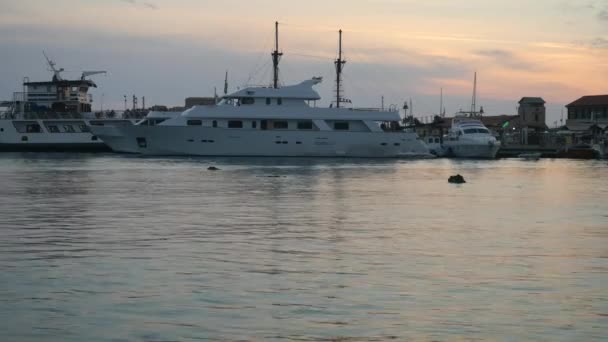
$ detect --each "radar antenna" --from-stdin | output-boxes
[43,51,64,81]
[81,71,107,80]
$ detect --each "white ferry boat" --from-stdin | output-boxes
[91,26,430,158]
[0,55,136,152]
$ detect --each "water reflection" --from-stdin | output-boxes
[0,155,606,341]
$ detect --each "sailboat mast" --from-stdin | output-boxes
[271,21,283,89]
[334,30,346,108]
[471,72,477,115]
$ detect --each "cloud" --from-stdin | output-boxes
[473,49,540,71]
[119,0,158,10]
[143,2,158,10]
[590,37,608,48]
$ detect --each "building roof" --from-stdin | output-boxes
[519,97,545,104]
[566,95,608,107]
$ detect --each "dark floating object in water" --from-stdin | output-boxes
[207,166,220,171]
[448,174,466,184]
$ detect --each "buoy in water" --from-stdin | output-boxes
[448,174,466,184]
[207,166,220,171]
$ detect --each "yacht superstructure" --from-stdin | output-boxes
[90,25,430,157]
[0,55,135,151]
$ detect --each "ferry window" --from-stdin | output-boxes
[333,122,349,130]
[266,98,271,105]
[277,98,282,105]
[297,121,313,130]
[228,120,243,128]
[241,97,255,105]
[63,125,75,133]
[273,121,288,129]
[187,120,202,126]
[26,124,42,133]
[212,120,218,128]
[252,121,257,128]
[46,86,51,92]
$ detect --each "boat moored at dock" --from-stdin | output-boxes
[91,25,430,158]
[0,55,136,152]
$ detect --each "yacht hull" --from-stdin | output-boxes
[91,125,431,158]
[442,143,500,159]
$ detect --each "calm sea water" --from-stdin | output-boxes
[0,153,607,341]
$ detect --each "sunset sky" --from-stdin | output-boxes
[1,0,606,125]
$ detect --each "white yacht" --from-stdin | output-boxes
[0,55,137,152]
[442,115,500,158]
[90,26,430,158]
[91,78,430,157]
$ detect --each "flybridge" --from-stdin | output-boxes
[226,78,322,101]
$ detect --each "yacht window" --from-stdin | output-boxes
[261,120,268,130]
[252,121,257,128]
[79,124,90,132]
[228,120,243,128]
[277,98,282,105]
[297,121,313,130]
[187,120,202,126]
[241,97,255,105]
[334,122,349,130]
[273,121,288,129]
[63,125,75,133]
[212,120,218,128]
[478,128,489,134]
[266,98,271,105]
[464,129,477,134]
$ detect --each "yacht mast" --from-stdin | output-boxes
[224,70,228,95]
[271,21,283,89]
[334,29,346,108]
[440,87,443,117]
[470,72,477,115]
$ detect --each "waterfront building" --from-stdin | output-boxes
[566,95,608,134]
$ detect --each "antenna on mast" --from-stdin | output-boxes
[334,29,346,108]
[470,71,477,116]
[271,21,283,89]
[43,51,64,81]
